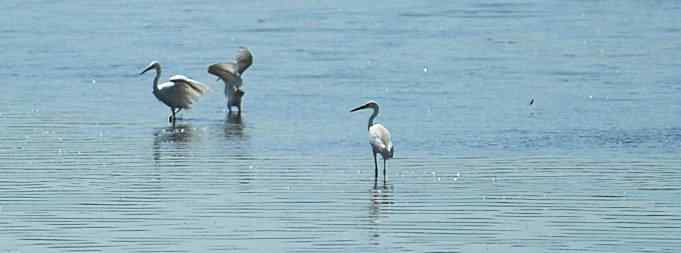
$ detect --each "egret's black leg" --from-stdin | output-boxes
[175,108,182,121]
[373,152,378,182]
[171,108,176,128]
[383,158,387,182]
[168,108,174,123]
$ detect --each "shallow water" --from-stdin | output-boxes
[1,0,681,252]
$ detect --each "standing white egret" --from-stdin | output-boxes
[207,47,253,113]
[351,100,394,182]
[140,61,209,126]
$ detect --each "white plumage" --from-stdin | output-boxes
[140,61,209,126]
[369,124,393,158]
[208,47,253,113]
[351,100,394,182]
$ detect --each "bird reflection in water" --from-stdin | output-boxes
[224,111,246,139]
[368,183,394,247]
[222,111,255,189]
[152,123,195,162]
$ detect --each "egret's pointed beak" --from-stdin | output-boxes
[350,104,369,112]
[139,64,156,75]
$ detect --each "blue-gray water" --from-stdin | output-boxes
[2,1,681,252]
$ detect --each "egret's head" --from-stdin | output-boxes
[140,61,160,75]
[235,47,253,74]
[350,100,379,112]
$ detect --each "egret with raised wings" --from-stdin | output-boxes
[208,47,253,113]
[351,100,394,183]
[140,61,209,126]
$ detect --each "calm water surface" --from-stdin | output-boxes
[1,0,681,252]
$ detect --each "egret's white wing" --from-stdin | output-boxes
[208,63,241,84]
[157,81,175,90]
[369,124,392,152]
[169,74,190,81]
[155,75,208,109]
[156,81,190,108]
[369,123,394,159]
[169,75,209,95]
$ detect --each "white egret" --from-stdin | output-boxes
[140,61,209,126]
[208,47,253,113]
[351,100,394,182]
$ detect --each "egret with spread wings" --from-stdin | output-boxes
[208,47,253,113]
[140,61,209,126]
[351,100,394,183]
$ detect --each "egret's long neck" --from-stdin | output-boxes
[152,66,161,92]
[368,106,378,129]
